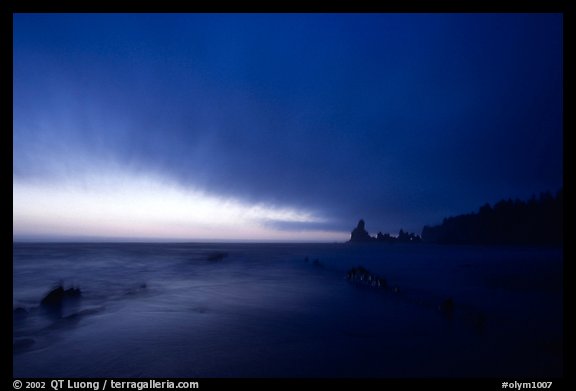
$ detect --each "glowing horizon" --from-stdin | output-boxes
[13,169,347,242]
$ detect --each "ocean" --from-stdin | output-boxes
[13,242,563,378]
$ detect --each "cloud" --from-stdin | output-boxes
[13,14,563,240]
[13,167,340,241]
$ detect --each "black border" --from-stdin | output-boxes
[561,4,573,390]
[5,1,571,389]
[3,0,14,387]
[4,378,571,390]
[6,0,570,13]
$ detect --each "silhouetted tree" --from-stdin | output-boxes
[421,189,562,246]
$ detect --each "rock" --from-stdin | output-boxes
[40,285,81,307]
[349,219,374,242]
[346,266,387,289]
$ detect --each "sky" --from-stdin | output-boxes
[13,13,563,242]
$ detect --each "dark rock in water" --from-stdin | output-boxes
[350,219,374,242]
[346,266,369,280]
[346,266,388,289]
[41,285,82,307]
[207,252,228,261]
[349,219,422,243]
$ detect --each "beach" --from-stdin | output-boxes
[13,242,563,377]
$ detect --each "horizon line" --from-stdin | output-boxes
[12,238,347,245]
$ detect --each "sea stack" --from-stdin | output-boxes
[350,219,373,242]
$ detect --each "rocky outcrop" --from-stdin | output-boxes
[349,219,373,242]
[349,219,421,243]
[346,266,388,289]
[40,285,81,308]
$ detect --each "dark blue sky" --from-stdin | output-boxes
[13,13,563,241]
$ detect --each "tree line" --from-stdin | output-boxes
[421,189,563,246]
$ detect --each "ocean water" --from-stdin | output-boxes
[13,243,563,378]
